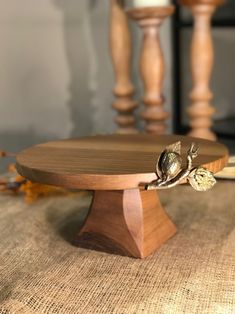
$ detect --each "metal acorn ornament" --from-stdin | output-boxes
[146,141,216,191]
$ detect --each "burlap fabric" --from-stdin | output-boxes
[0,181,234,314]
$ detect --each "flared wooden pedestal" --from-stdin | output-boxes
[77,189,176,258]
[16,134,228,258]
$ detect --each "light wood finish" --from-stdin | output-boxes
[77,189,176,258]
[110,0,138,134]
[179,0,224,140]
[127,6,175,134]
[16,134,228,258]
[16,134,228,190]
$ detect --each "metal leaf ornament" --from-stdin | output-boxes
[188,167,216,191]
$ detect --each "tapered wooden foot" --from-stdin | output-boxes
[77,189,176,258]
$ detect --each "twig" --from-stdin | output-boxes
[0,150,16,157]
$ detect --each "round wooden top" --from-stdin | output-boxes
[16,134,228,190]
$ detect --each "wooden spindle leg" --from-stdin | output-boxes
[180,0,224,140]
[110,0,138,134]
[127,7,175,134]
[139,18,168,133]
[189,4,216,140]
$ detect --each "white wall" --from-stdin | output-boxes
[0,0,173,164]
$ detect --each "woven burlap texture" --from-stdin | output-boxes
[0,181,235,314]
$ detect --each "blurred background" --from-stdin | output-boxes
[0,0,234,172]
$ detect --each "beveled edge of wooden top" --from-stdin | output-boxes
[16,134,229,191]
[126,6,175,21]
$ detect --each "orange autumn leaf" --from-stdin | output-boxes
[20,181,68,203]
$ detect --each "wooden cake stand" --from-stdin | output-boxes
[16,134,228,258]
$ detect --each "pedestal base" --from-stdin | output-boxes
[77,189,176,258]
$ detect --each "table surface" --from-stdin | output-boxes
[16,134,228,190]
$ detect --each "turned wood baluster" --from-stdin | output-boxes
[189,4,216,140]
[139,18,167,134]
[179,0,224,140]
[127,7,175,134]
[110,0,138,134]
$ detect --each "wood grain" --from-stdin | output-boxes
[77,189,176,258]
[127,6,175,134]
[110,0,138,134]
[16,134,228,190]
